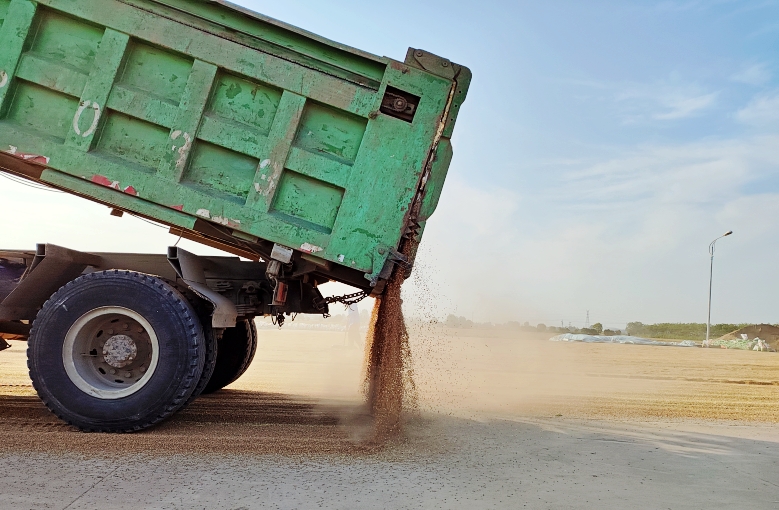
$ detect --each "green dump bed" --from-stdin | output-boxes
[0,0,470,291]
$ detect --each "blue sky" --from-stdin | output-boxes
[250,0,779,327]
[2,0,779,327]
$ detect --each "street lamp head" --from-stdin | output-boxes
[724,231,733,237]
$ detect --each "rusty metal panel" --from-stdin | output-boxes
[0,0,470,289]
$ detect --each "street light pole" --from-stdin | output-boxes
[705,231,733,347]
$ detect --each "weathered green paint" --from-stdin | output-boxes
[96,110,170,170]
[0,0,471,285]
[106,84,178,128]
[0,0,12,26]
[66,29,129,151]
[16,52,88,99]
[0,0,36,115]
[208,73,282,135]
[117,0,387,89]
[184,141,257,202]
[29,8,103,72]
[158,59,217,181]
[6,81,78,140]
[248,90,306,211]
[272,170,344,234]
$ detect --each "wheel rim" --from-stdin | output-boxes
[62,307,160,400]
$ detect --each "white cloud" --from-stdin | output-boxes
[415,135,779,326]
[651,92,718,120]
[730,63,771,86]
[615,81,718,122]
[736,91,779,126]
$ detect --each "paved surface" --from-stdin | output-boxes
[2,415,779,509]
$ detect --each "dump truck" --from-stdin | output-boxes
[0,0,470,431]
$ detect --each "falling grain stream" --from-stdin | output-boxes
[363,267,418,443]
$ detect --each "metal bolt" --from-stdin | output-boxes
[107,329,113,335]
[102,349,107,355]
[442,61,449,67]
[415,50,424,57]
[110,369,116,375]
[378,248,386,255]
[125,372,132,378]
[140,366,146,373]
[122,323,129,330]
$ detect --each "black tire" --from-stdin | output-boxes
[28,271,206,432]
[169,283,217,407]
[202,319,257,394]
[184,323,217,406]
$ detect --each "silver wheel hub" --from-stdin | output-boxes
[103,335,137,368]
[62,307,160,400]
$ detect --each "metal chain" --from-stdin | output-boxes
[314,290,369,318]
[318,290,369,307]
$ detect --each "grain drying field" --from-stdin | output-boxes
[1,326,778,509]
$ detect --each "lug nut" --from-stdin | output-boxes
[140,367,146,373]
[110,369,116,375]
[125,372,132,378]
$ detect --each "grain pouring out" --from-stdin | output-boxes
[363,256,419,442]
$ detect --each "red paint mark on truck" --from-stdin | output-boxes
[92,175,112,186]
[3,146,50,165]
[91,175,121,190]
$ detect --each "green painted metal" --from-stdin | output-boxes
[0,0,470,289]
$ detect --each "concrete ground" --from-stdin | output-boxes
[2,415,778,509]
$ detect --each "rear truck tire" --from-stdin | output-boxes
[202,319,257,394]
[184,323,217,406]
[169,284,217,407]
[27,270,207,432]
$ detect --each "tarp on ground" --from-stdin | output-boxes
[706,338,776,351]
[549,334,697,347]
